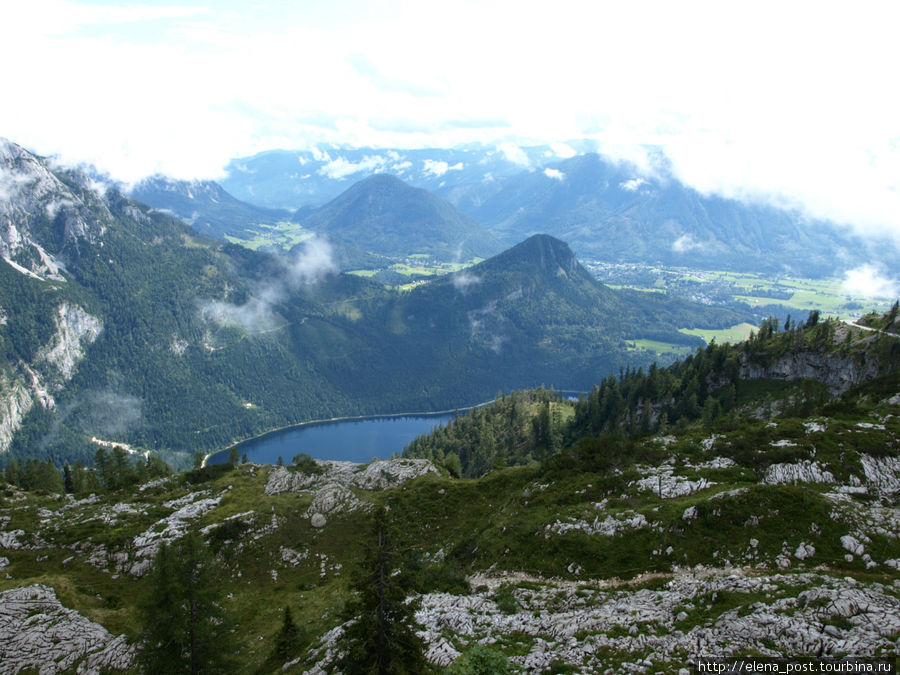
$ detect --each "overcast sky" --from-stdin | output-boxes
[2,0,899,244]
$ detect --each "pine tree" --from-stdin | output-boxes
[137,533,234,674]
[273,605,303,661]
[337,507,426,674]
[228,447,240,467]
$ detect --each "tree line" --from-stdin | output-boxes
[2,446,171,494]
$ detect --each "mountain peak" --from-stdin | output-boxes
[356,173,407,188]
[483,233,581,278]
[298,173,502,259]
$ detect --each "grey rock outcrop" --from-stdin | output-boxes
[129,491,224,575]
[0,584,133,673]
[411,570,900,673]
[40,304,103,381]
[737,348,886,395]
[306,482,364,518]
[764,460,836,485]
[0,374,33,454]
[0,302,101,452]
[265,458,439,495]
[1,139,110,277]
[545,510,653,538]
[859,454,900,495]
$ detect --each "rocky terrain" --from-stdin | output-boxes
[2,398,898,672]
[0,584,133,674]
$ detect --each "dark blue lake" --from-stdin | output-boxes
[207,413,459,466]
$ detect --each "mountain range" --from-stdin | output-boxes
[211,143,898,277]
[219,143,582,208]
[0,139,748,468]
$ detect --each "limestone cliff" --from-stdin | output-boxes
[738,347,886,394]
[0,302,102,453]
[0,138,111,279]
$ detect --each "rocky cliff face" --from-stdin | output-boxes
[0,302,102,453]
[0,373,33,454]
[738,348,884,394]
[40,303,103,382]
[0,138,110,279]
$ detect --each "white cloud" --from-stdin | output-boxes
[283,237,337,287]
[45,198,74,218]
[318,155,388,179]
[498,142,530,167]
[422,159,463,177]
[310,148,331,162]
[201,294,280,333]
[672,234,703,253]
[544,168,565,181]
[550,142,576,159]
[0,166,33,204]
[620,178,646,192]
[841,265,900,299]
[452,270,482,293]
[422,160,449,177]
[200,237,336,333]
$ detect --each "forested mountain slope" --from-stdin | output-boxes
[462,153,881,276]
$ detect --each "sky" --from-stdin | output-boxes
[2,0,900,250]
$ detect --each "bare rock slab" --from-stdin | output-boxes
[0,584,134,673]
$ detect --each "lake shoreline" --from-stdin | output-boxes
[202,399,496,467]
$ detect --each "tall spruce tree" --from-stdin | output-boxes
[273,605,303,661]
[337,507,426,674]
[137,533,233,674]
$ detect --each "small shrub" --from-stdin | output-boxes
[494,585,520,615]
[291,453,323,475]
[447,644,517,674]
[184,463,230,484]
[207,518,250,553]
[417,561,470,595]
